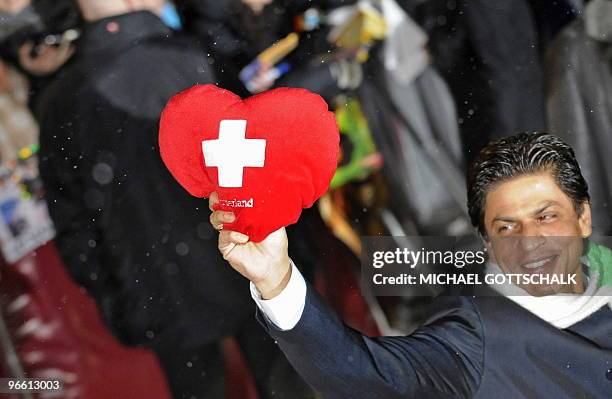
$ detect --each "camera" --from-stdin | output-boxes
[0,0,81,60]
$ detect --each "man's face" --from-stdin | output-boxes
[483,172,592,296]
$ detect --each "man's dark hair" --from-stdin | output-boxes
[467,132,590,237]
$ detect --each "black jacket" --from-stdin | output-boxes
[37,11,252,349]
[547,7,612,235]
[259,282,612,398]
[408,0,546,163]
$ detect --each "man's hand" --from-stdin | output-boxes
[18,42,74,76]
[248,63,276,94]
[209,192,291,299]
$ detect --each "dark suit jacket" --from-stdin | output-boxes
[258,282,612,398]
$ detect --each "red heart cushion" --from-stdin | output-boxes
[159,84,339,242]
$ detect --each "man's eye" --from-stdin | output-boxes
[538,214,556,223]
[498,225,514,233]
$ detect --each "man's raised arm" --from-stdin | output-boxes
[210,193,484,398]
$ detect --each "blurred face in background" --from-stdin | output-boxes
[0,0,30,13]
[241,0,272,14]
[135,0,164,14]
[483,172,592,296]
[76,0,164,21]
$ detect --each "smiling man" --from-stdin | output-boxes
[470,135,593,297]
[210,132,612,398]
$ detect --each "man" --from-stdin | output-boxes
[211,132,612,398]
[37,1,312,398]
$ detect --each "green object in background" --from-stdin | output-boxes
[18,144,39,160]
[331,98,378,188]
[587,241,612,286]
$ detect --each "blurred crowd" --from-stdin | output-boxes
[0,0,610,398]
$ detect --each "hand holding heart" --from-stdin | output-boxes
[159,84,340,242]
[209,192,291,299]
[159,85,338,296]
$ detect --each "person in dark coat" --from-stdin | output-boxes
[176,0,358,98]
[547,0,612,236]
[210,132,612,398]
[406,0,547,164]
[36,1,313,397]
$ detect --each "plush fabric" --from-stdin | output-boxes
[159,84,339,241]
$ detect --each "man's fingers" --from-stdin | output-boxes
[209,212,222,230]
[18,43,74,76]
[209,210,235,230]
[209,192,219,211]
[208,191,234,231]
[218,230,250,260]
[56,44,75,61]
[209,192,247,261]
[18,42,34,60]
[20,42,33,53]
[219,230,250,247]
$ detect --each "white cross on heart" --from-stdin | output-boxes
[202,120,267,188]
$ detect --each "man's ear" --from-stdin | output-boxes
[578,201,592,238]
